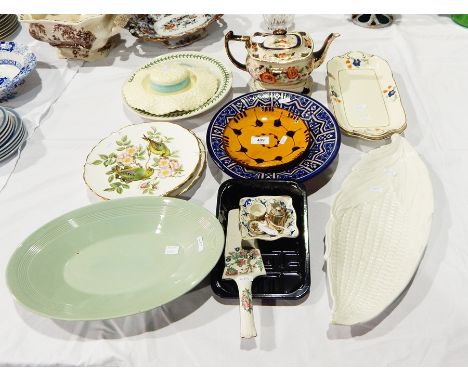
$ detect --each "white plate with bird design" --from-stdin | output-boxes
[83,122,201,199]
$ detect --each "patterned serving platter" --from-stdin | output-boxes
[206,90,340,181]
[83,122,201,199]
[123,51,232,121]
[126,14,223,48]
[327,51,407,140]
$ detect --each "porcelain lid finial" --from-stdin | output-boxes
[273,29,287,35]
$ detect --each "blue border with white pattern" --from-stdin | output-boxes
[206,90,341,181]
[0,41,37,102]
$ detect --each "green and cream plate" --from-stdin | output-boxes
[6,197,224,320]
[122,51,232,121]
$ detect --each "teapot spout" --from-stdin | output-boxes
[313,33,340,69]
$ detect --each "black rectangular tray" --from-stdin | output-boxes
[211,179,310,299]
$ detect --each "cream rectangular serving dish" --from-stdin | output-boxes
[327,51,407,140]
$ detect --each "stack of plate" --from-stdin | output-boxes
[122,51,232,121]
[0,106,27,162]
[83,122,206,199]
[0,15,20,40]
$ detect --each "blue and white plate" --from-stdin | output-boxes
[0,41,37,102]
[206,90,341,181]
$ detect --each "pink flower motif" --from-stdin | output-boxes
[126,146,137,156]
[140,181,149,189]
[158,158,171,168]
[158,167,173,178]
[241,294,252,311]
[118,153,133,165]
[170,160,180,170]
[236,259,246,267]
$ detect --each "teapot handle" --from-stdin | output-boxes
[225,31,250,72]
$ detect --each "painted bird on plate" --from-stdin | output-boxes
[113,166,154,183]
[143,135,170,157]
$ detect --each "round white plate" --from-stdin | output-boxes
[122,51,232,121]
[84,122,201,199]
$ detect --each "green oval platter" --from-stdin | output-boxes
[6,196,224,320]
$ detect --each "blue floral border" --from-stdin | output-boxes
[0,41,37,102]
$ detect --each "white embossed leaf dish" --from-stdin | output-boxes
[325,134,434,325]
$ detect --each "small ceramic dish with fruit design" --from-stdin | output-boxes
[239,195,299,241]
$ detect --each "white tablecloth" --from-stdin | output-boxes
[0,14,467,366]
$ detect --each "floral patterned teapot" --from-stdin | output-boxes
[225,29,339,93]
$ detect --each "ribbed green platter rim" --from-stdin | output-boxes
[6,197,224,320]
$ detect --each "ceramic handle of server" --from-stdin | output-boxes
[225,31,249,71]
[236,278,257,338]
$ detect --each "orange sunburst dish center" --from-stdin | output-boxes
[222,106,311,170]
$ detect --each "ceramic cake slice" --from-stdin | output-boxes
[223,209,266,338]
[325,134,434,325]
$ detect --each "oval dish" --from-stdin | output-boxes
[6,197,225,320]
[325,134,434,325]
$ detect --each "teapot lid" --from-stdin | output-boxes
[250,29,313,63]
